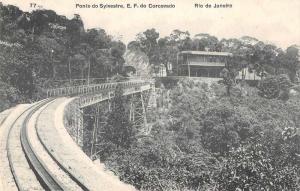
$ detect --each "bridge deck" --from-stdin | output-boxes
[0,80,152,190]
[36,98,135,191]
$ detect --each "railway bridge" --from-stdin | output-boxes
[0,79,154,191]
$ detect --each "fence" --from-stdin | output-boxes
[46,80,151,97]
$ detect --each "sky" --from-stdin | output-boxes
[1,0,300,48]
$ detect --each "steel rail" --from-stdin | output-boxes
[34,99,90,191]
[7,98,89,191]
[6,100,48,190]
[20,99,65,190]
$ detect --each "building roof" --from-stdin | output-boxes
[180,51,233,57]
[188,62,225,67]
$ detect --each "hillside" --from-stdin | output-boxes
[123,49,151,77]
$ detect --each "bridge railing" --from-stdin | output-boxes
[46,80,151,97]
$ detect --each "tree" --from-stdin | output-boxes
[169,29,192,51]
[36,35,65,79]
[281,46,299,83]
[109,40,126,74]
[220,67,237,96]
[0,3,132,106]
[217,134,299,190]
[66,14,84,47]
[168,79,210,132]
[0,81,22,111]
[193,33,220,51]
[84,28,111,49]
[0,45,36,98]
[258,74,292,99]
[102,85,135,148]
[156,37,179,75]
[136,28,160,66]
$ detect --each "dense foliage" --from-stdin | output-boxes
[1,4,299,112]
[0,3,126,111]
[130,29,299,82]
[258,74,292,99]
[102,85,136,149]
[1,4,300,190]
[95,79,300,190]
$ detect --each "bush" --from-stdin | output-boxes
[258,74,292,99]
[217,135,299,190]
[97,80,300,190]
[0,81,23,111]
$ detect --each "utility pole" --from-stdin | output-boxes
[87,56,91,85]
[51,49,55,79]
[68,56,71,83]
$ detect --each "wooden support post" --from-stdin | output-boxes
[129,96,133,121]
[140,93,147,126]
[187,54,190,78]
[90,109,97,157]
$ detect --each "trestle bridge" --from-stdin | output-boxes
[0,79,154,191]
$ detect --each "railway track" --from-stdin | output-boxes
[20,99,64,190]
[0,79,145,191]
[3,99,87,191]
[0,108,12,126]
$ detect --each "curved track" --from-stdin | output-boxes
[20,99,64,190]
[6,102,44,191]
[3,99,88,191]
[0,80,149,191]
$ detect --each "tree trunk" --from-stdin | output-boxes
[290,70,296,83]
[68,56,71,83]
[227,85,231,96]
[52,62,57,79]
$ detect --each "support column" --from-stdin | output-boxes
[129,91,151,134]
[129,94,134,122]
[90,104,99,158]
[66,98,83,148]
[187,54,190,78]
[140,93,147,126]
